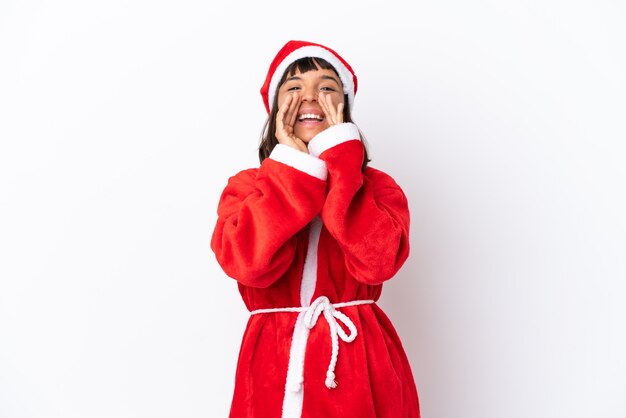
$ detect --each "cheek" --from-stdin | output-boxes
[276,93,285,109]
[330,93,345,107]
[277,91,298,109]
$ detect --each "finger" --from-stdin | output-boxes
[327,94,339,124]
[277,94,292,124]
[287,93,300,127]
[323,94,338,125]
[291,136,309,153]
[276,95,293,141]
[318,93,332,123]
[282,94,295,128]
[336,102,344,124]
[329,96,345,125]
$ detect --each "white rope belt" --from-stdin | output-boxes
[249,295,375,390]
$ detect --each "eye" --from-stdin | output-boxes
[282,82,301,92]
[321,86,336,92]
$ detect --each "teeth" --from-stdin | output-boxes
[298,113,323,121]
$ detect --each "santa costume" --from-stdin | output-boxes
[211,40,421,418]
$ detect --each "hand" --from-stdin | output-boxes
[275,93,308,153]
[319,93,344,127]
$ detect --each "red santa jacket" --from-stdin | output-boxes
[211,123,421,418]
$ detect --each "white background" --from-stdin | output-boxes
[1,1,625,417]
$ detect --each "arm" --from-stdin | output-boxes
[308,123,410,285]
[210,144,327,288]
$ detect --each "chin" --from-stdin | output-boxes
[296,126,326,143]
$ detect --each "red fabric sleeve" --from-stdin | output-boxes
[312,125,411,285]
[211,154,327,288]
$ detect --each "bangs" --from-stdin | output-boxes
[282,57,338,81]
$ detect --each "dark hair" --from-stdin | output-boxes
[258,57,371,171]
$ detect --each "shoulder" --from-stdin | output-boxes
[364,166,404,189]
[364,166,409,207]
[217,167,260,201]
[224,167,259,187]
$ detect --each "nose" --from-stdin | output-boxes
[301,86,317,102]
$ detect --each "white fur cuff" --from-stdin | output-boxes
[307,123,361,158]
[269,144,328,181]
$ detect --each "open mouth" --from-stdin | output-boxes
[297,113,324,122]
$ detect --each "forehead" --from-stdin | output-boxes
[285,68,342,83]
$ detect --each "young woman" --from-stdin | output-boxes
[211,40,421,418]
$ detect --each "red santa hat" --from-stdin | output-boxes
[260,40,358,114]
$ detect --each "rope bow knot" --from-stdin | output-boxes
[302,296,359,389]
[249,296,374,390]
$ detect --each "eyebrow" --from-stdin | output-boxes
[285,75,341,86]
[321,75,341,86]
